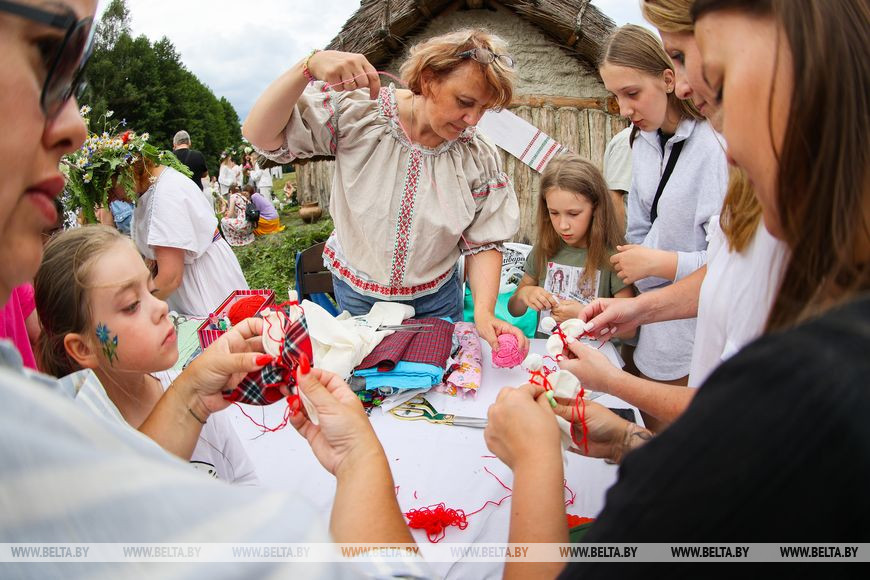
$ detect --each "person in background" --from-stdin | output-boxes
[217,152,239,199]
[221,184,255,246]
[246,183,284,236]
[130,152,249,316]
[602,126,632,233]
[172,130,209,190]
[248,154,274,201]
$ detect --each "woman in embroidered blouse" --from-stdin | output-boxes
[244,29,527,351]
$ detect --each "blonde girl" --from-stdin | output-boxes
[598,24,728,385]
[508,155,633,333]
[35,225,258,484]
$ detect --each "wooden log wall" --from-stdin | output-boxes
[295,106,628,244]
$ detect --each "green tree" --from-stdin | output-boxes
[80,0,243,177]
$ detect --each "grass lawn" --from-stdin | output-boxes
[231,171,333,298]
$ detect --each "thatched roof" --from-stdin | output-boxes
[326,0,616,69]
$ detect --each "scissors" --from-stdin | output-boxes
[351,317,434,333]
[389,395,487,428]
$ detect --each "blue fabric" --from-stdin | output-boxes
[110,200,134,235]
[355,361,444,391]
[294,251,340,316]
[331,268,462,322]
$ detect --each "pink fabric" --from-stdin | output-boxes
[491,334,525,368]
[0,284,37,369]
[440,322,482,397]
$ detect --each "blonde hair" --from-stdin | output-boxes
[400,28,515,110]
[641,0,696,33]
[536,155,624,288]
[35,225,127,377]
[599,24,702,142]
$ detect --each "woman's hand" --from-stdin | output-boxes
[307,50,381,99]
[516,285,559,312]
[551,298,583,323]
[551,399,643,463]
[557,339,621,394]
[171,317,269,417]
[475,312,529,353]
[289,366,384,477]
[485,384,561,469]
[610,244,676,285]
[579,297,645,337]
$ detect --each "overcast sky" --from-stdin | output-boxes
[106,1,650,123]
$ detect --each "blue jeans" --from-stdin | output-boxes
[332,270,463,322]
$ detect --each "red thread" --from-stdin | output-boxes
[403,466,513,542]
[234,394,300,432]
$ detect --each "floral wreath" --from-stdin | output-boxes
[61,106,192,223]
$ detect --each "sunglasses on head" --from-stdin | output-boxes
[0,0,95,119]
[457,47,515,69]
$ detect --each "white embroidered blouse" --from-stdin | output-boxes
[257,82,520,300]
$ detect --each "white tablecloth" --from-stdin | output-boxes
[226,339,636,579]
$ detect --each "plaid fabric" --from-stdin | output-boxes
[224,305,313,405]
[357,318,454,372]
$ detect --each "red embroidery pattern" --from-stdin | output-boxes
[471,175,510,199]
[389,149,422,288]
[320,87,338,154]
[378,86,394,119]
[323,243,453,298]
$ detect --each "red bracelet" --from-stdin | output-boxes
[302,49,321,83]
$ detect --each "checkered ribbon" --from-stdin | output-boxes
[223,304,313,405]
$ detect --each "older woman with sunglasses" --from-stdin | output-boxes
[0,1,426,574]
[245,30,528,353]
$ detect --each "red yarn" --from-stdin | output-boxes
[405,504,469,543]
[227,295,266,325]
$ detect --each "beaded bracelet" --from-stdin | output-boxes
[302,49,321,83]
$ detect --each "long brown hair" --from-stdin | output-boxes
[598,24,702,146]
[693,0,870,330]
[535,155,624,287]
[35,225,127,377]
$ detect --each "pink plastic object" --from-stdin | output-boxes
[491,334,526,368]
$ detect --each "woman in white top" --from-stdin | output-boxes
[598,25,727,392]
[217,152,238,197]
[244,29,527,351]
[131,159,249,316]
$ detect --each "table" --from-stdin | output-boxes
[226,339,637,579]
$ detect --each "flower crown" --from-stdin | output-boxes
[62,106,192,223]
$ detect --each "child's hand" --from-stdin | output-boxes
[172,318,269,417]
[551,299,582,323]
[517,285,559,311]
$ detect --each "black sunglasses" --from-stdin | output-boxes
[0,0,95,118]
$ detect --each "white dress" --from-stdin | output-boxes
[153,370,259,484]
[688,220,789,386]
[132,167,249,316]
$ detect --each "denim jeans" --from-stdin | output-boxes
[332,269,463,322]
